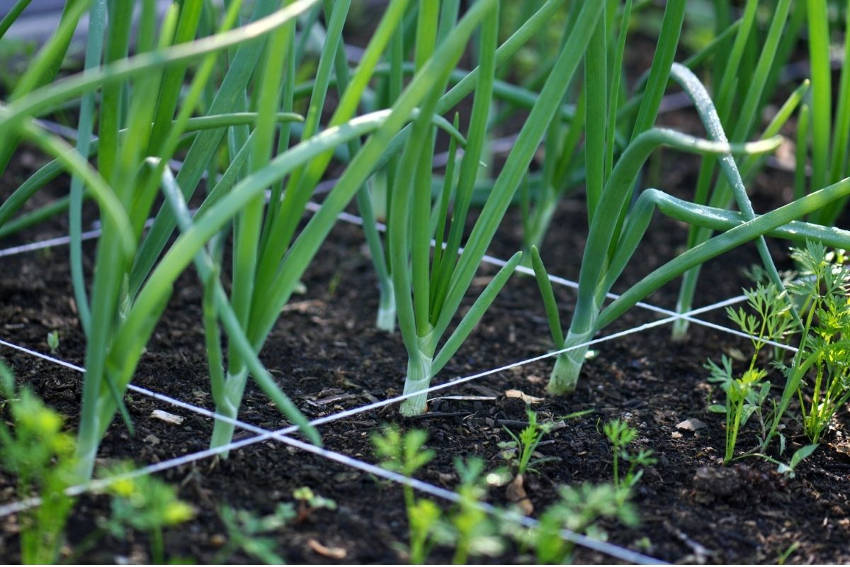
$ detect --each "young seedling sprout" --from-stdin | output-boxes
[98,463,195,564]
[292,486,337,523]
[448,457,504,564]
[603,418,656,498]
[46,330,59,353]
[499,408,555,476]
[0,363,76,564]
[372,425,438,564]
[532,482,638,564]
[710,242,850,466]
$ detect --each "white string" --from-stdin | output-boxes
[302,200,772,345]
[0,191,764,350]
[0,209,795,355]
[0,228,102,257]
[0,216,155,258]
[0,284,785,443]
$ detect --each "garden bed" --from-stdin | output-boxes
[2,157,850,563]
[2,1,850,564]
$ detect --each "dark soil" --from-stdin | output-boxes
[2,143,850,565]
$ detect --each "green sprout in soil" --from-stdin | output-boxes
[753,443,818,480]
[603,418,656,498]
[215,502,296,564]
[706,356,772,464]
[46,330,59,353]
[448,457,504,564]
[292,485,337,522]
[0,362,193,564]
[531,482,638,564]
[777,541,801,564]
[97,462,195,564]
[498,408,557,476]
[0,362,76,564]
[709,241,850,465]
[371,428,508,564]
[371,425,437,563]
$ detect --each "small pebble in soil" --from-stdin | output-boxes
[676,418,707,432]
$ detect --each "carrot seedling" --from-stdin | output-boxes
[448,457,504,564]
[98,463,195,565]
[215,503,295,564]
[499,408,556,476]
[603,419,656,497]
[0,363,76,564]
[767,242,850,446]
[710,242,850,463]
[531,482,637,564]
[372,425,438,564]
[705,282,795,462]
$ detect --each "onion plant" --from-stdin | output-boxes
[381,0,605,415]
[516,0,793,259]
[531,59,850,394]
[0,0,316,477]
[520,0,685,255]
[672,0,850,340]
[803,0,850,225]
[356,0,568,332]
